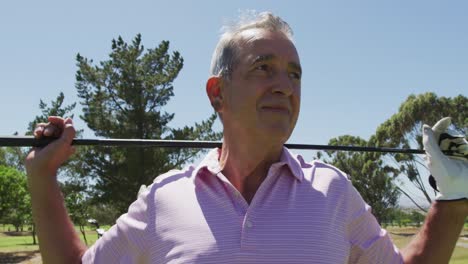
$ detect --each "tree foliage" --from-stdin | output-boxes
[0,165,31,232]
[0,145,24,172]
[384,208,424,227]
[319,135,400,223]
[0,92,78,173]
[375,93,467,208]
[0,148,6,165]
[75,34,222,213]
[27,92,77,133]
[61,181,90,245]
[410,210,425,227]
[0,93,77,244]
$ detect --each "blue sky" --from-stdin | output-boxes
[1,1,467,206]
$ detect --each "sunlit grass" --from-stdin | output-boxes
[0,225,109,252]
[387,226,468,264]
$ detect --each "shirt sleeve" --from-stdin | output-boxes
[346,183,403,264]
[82,186,151,263]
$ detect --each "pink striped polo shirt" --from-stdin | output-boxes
[82,147,403,263]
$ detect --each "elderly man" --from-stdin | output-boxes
[26,12,467,263]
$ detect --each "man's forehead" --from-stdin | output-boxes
[235,29,299,62]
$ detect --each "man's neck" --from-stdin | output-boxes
[219,133,284,203]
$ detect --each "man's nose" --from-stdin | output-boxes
[271,72,294,96]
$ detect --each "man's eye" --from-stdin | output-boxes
[289,72,301,80]
[255,64,270,71]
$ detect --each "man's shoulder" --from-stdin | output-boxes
[303,159,350,182]
[284,149,349,182]
[151,165,197,186]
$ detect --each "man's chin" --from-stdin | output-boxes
[258,124,293,143]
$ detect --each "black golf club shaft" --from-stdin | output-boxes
[0,136,426,154]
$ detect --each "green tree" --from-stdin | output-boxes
[0,133,26,172]
[0,93,79,245]
[76,34,222,214]
[319,135,400,224]
[387,207,412,227]
[0,165,36,244]
[375,93,467,209]
[410,210,425,227]
[27,92,77,133]
[87,203,120,226]
[61,180,90,245]
[0,148,6,164]
[0,166,30,232]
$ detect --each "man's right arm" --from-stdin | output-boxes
[25,117,87,264]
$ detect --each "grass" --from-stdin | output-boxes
[0,233,38,253]
[387,226,468,264]
[0,225,108,253]
[1,225,467,263]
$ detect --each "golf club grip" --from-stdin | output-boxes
[0,136,428,154]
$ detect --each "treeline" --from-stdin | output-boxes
[0,34,467,241]
[0,34,222,244]
[382,208,426,228]
[319,92,466,222]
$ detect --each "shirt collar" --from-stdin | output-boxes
[193,147,304,182]
[278,147,304,182]
[194,148,223,176]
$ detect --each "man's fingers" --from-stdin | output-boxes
[43,125,58,137]
[32,117,75,147]
[432,117,451,133]
[33,124,46,138]
[61,118,76,143]
[65,117,73,125]
[423,125,446,161]
[40,117,73,138]
[47,116,66,135]
[47,116,65,124]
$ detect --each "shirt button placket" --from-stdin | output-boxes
[240,215,255,251]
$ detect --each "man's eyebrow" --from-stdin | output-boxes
[251,54,275,65]
[289,62,302,75]
[251,54,302,74]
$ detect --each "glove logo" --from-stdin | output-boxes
[424,117,468,201]
[439,133,468,161]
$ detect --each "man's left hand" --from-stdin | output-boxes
[423,117,468,201]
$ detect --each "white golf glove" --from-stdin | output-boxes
[423,117,468,201]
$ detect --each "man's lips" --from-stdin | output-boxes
[260,105,291,114]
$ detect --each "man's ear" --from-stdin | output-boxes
[206,76,223,112]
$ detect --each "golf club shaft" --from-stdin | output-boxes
[0,136,426,154]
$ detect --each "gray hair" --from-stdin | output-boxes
[210,11,294,79]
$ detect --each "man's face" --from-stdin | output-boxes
[220,29,301,144]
